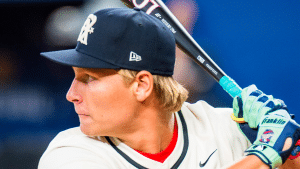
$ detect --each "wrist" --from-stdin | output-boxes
[246,155,272,169]
[227,155,270,169]
[246,144,282,169]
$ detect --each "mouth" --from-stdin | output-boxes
[74,107,89,116]
[78,114,91,120]
[77,113,90,116]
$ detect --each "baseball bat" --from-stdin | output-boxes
[121,0,242,99]
[121,0,245,124]
[120,0,300,160]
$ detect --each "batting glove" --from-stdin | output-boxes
[245,109,300,168]
[232,85,300,168]
[233,85,287,129]
[232,85,286,143]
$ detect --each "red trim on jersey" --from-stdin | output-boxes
[135,118,178,163]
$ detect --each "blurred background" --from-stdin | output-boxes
[0,0,299,168]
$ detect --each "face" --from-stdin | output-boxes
[66,67,139,137]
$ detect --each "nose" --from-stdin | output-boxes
[66,79,83,104]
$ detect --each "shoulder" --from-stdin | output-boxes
[182,100,233,121]
[181,100,250,151]
[38,127,112,169]
[43,127,110,150]
[181,100,243,136]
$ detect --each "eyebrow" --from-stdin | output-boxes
[73,67,118,76]
[73,67,93,74]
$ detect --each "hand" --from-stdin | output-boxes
[232,85,300,168]
[233,85,287,129]
[232,85,286,143]
[245,109,300,168]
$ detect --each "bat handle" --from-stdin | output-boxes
[219,76,242,98]
[220,76,245,123]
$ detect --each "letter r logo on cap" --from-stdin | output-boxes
[77,14,97,45]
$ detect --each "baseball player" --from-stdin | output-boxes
[38,8,300,169]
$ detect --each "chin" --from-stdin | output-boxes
[80,125,106,137]
[80,125,95,136]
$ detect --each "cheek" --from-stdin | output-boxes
[82,80,137,136]
[87,80,135,119]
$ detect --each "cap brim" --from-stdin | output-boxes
[40,49,120,69]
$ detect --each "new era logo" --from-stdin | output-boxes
[129,51,142,62]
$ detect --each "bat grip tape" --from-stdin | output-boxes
[219,76,242,98]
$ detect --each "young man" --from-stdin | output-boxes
[38,8,300,169]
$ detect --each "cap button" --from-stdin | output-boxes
[134,7,141,11]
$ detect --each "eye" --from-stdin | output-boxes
[77,74,96,84]
[87,75,96,83]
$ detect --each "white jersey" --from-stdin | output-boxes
[38,101,251,169]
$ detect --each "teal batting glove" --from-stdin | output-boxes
[233,85,286,129]
[245,109,300,168]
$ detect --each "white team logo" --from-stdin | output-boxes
[129,51,142,62]
[77,14,97,45]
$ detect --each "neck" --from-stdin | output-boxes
[117,108,175,154]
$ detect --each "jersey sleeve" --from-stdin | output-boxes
[213,106,252,151]
[38,146,109,169]
[38,127,110,169]
[184,101,251,159]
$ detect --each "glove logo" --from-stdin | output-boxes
[253,145,267,151]
[77,14,97,45]
[259,129,274,144]
[261,117,286,125]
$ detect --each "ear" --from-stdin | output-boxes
[131,71,154,102]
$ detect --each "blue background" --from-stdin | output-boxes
[0,0,299,168]
[192,0,300,119]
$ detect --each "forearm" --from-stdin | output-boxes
[227,155,269,169]
[226,155,300,169]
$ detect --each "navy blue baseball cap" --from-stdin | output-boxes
[41,7,176,76]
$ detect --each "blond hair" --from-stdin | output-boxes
[118,69,188,113]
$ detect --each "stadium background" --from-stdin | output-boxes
[0,0,299,168]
